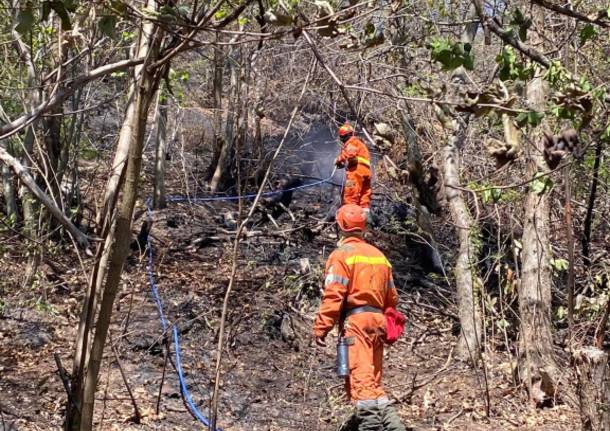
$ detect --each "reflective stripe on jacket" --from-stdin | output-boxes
[313,236,398,338]
[336,136,371,168]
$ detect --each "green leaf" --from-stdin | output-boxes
[544,61,568,87]
[214,8,228,20]
[429,38,474,71]
[550,258,569,271]
[579,24,597,45]
[496,319,510,330]
[482,189,492,204]
[99,15,117,36]
[515,111,544,127]
[496,46,532,81]
[482,187,502,204]
[530,173,553,195]
[15,8,35,35]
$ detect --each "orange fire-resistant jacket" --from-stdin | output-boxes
[336,136,371,170]
[313,236,398,339]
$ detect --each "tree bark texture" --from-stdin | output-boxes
[68,3,163,428]
[518,9,559,403]
[575,348,610,431]
[582,139,604,266]
[0,143,89,248]
[210,47,241,192]
[153,100,168,209]
[443,130,482,362]
[207,34,224,182]
[440,6,482,363]
[2,141,18,221]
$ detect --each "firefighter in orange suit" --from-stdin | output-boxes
[335,123,372,214]
[313,204,405,431]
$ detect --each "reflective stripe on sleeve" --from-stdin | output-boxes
[356,156,370,166]
[325,273,349,287]
[345,255,392,268]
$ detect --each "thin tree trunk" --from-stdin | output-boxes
[443,129,482,362]
[95,87,136,232]
[440,6,482,363]
[565,166,575,326]
[582,139,603,266]
[153,98,168,209]
[0,145,89,248]
[12,17,42,283]
[68,3,163,428]
[207,35,224,182]
[2,141,18,221]
[210,48,240,192]
[518,9,558,404]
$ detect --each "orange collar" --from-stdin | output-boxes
[344,136,360,146]
[339,236,365,246]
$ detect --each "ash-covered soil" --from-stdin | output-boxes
[0,120,580,430]
[0,188,579,430]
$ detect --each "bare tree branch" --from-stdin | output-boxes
[0,57,147,141]
[531,0,610,28]
[0,145,89,248]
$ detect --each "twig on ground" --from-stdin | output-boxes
[54,353,79,413]
[110,335,142,424]
[156,339,170,415]
[445,408,465,426]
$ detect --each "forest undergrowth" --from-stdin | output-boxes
[0,137,581,430]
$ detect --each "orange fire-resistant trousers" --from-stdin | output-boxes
[343,312,387,401]
[343,164,372,209]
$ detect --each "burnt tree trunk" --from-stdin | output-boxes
[575,348,610,431]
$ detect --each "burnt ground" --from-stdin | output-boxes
[0,188,580,431]
[0,120,581,430]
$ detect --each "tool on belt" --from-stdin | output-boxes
[336,305,382,377]
[336,336,354,377]
[336,305,407,377]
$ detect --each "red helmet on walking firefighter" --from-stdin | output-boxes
[336,204,366,232]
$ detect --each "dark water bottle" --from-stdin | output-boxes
[336,337,350,377]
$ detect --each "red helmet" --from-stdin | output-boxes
[338,123,354,137]
[336,204,366,232]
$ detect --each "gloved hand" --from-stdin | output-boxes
[315,335,327,347]
[335,159,345,168]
